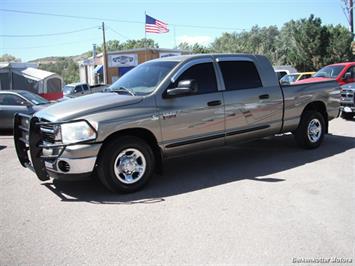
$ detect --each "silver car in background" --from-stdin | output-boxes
[0,90,50,130]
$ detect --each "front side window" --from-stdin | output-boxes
[219,61,262,90]
[169,62,218,95]
[0,94,26,106]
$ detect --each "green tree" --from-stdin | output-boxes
[211,26,280,63]
[0,54,21,62]
[119,38,159,50]
[39,58,79,84]
[85,38,159,57]
[178,42,211,53]
[323,24,353,65]
[277,15,329,71]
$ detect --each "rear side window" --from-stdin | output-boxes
[171,62,218,94]
[82,84,89,91]
[219,61,262,90]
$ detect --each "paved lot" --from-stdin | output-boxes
[0,118,354,265]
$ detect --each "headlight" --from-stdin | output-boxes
[60,121,97,145]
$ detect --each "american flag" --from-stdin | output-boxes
[145,14,169,34]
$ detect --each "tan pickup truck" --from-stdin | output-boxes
[14,54,340,193]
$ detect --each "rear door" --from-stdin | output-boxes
[158,58,225,155]
[216,56,283,143]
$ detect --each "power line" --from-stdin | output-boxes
[0,8,246,31]
[1,38,100,50]
[107,26,131,40]
[0,8,143,24]
[0,26,98,37]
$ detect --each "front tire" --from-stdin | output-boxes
[97,136,155,193]
[294,111,325,149]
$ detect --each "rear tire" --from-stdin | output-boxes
[294,111,325,149]
[97,136,155,193]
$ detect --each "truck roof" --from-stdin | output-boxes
[153,53,261,62]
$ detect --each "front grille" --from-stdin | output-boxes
[39,119,57,144]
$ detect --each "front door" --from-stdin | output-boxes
[158,58,225,156]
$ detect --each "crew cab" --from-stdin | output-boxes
[296,62,355,86]
[14,54,340,193]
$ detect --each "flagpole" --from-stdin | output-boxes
[144,11,147,62]
[173,26,177,49]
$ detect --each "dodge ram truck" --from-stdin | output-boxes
[14,54,340,193]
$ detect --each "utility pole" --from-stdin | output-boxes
[92,44,97,85]
[101,22,109,84]
[341,0,354,37]
[350,0,354,37]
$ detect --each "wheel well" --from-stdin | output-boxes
[302,101,328,133]
[99,128,163,173]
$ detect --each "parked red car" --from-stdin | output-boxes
[295,62,355,86]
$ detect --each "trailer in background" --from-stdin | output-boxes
[0,62,63,100]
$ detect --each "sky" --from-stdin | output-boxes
[0,0,351,62]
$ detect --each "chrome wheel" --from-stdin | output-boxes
[113,148,146,184]
[307,118,322,143]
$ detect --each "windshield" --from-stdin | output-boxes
[18,91,49,105]
[109,61,178,95]
[314,65,345,78]
[63,86,74,95]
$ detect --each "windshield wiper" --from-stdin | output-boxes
[112,87,136,96]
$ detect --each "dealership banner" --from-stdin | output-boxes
[159,52,181,58]
[108,54,138,67]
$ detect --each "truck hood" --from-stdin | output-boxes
[35,92,143,121]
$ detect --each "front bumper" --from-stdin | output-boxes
[14,114,101,181]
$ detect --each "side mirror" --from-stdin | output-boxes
[166,79,198,97]
[343,72,351,81]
